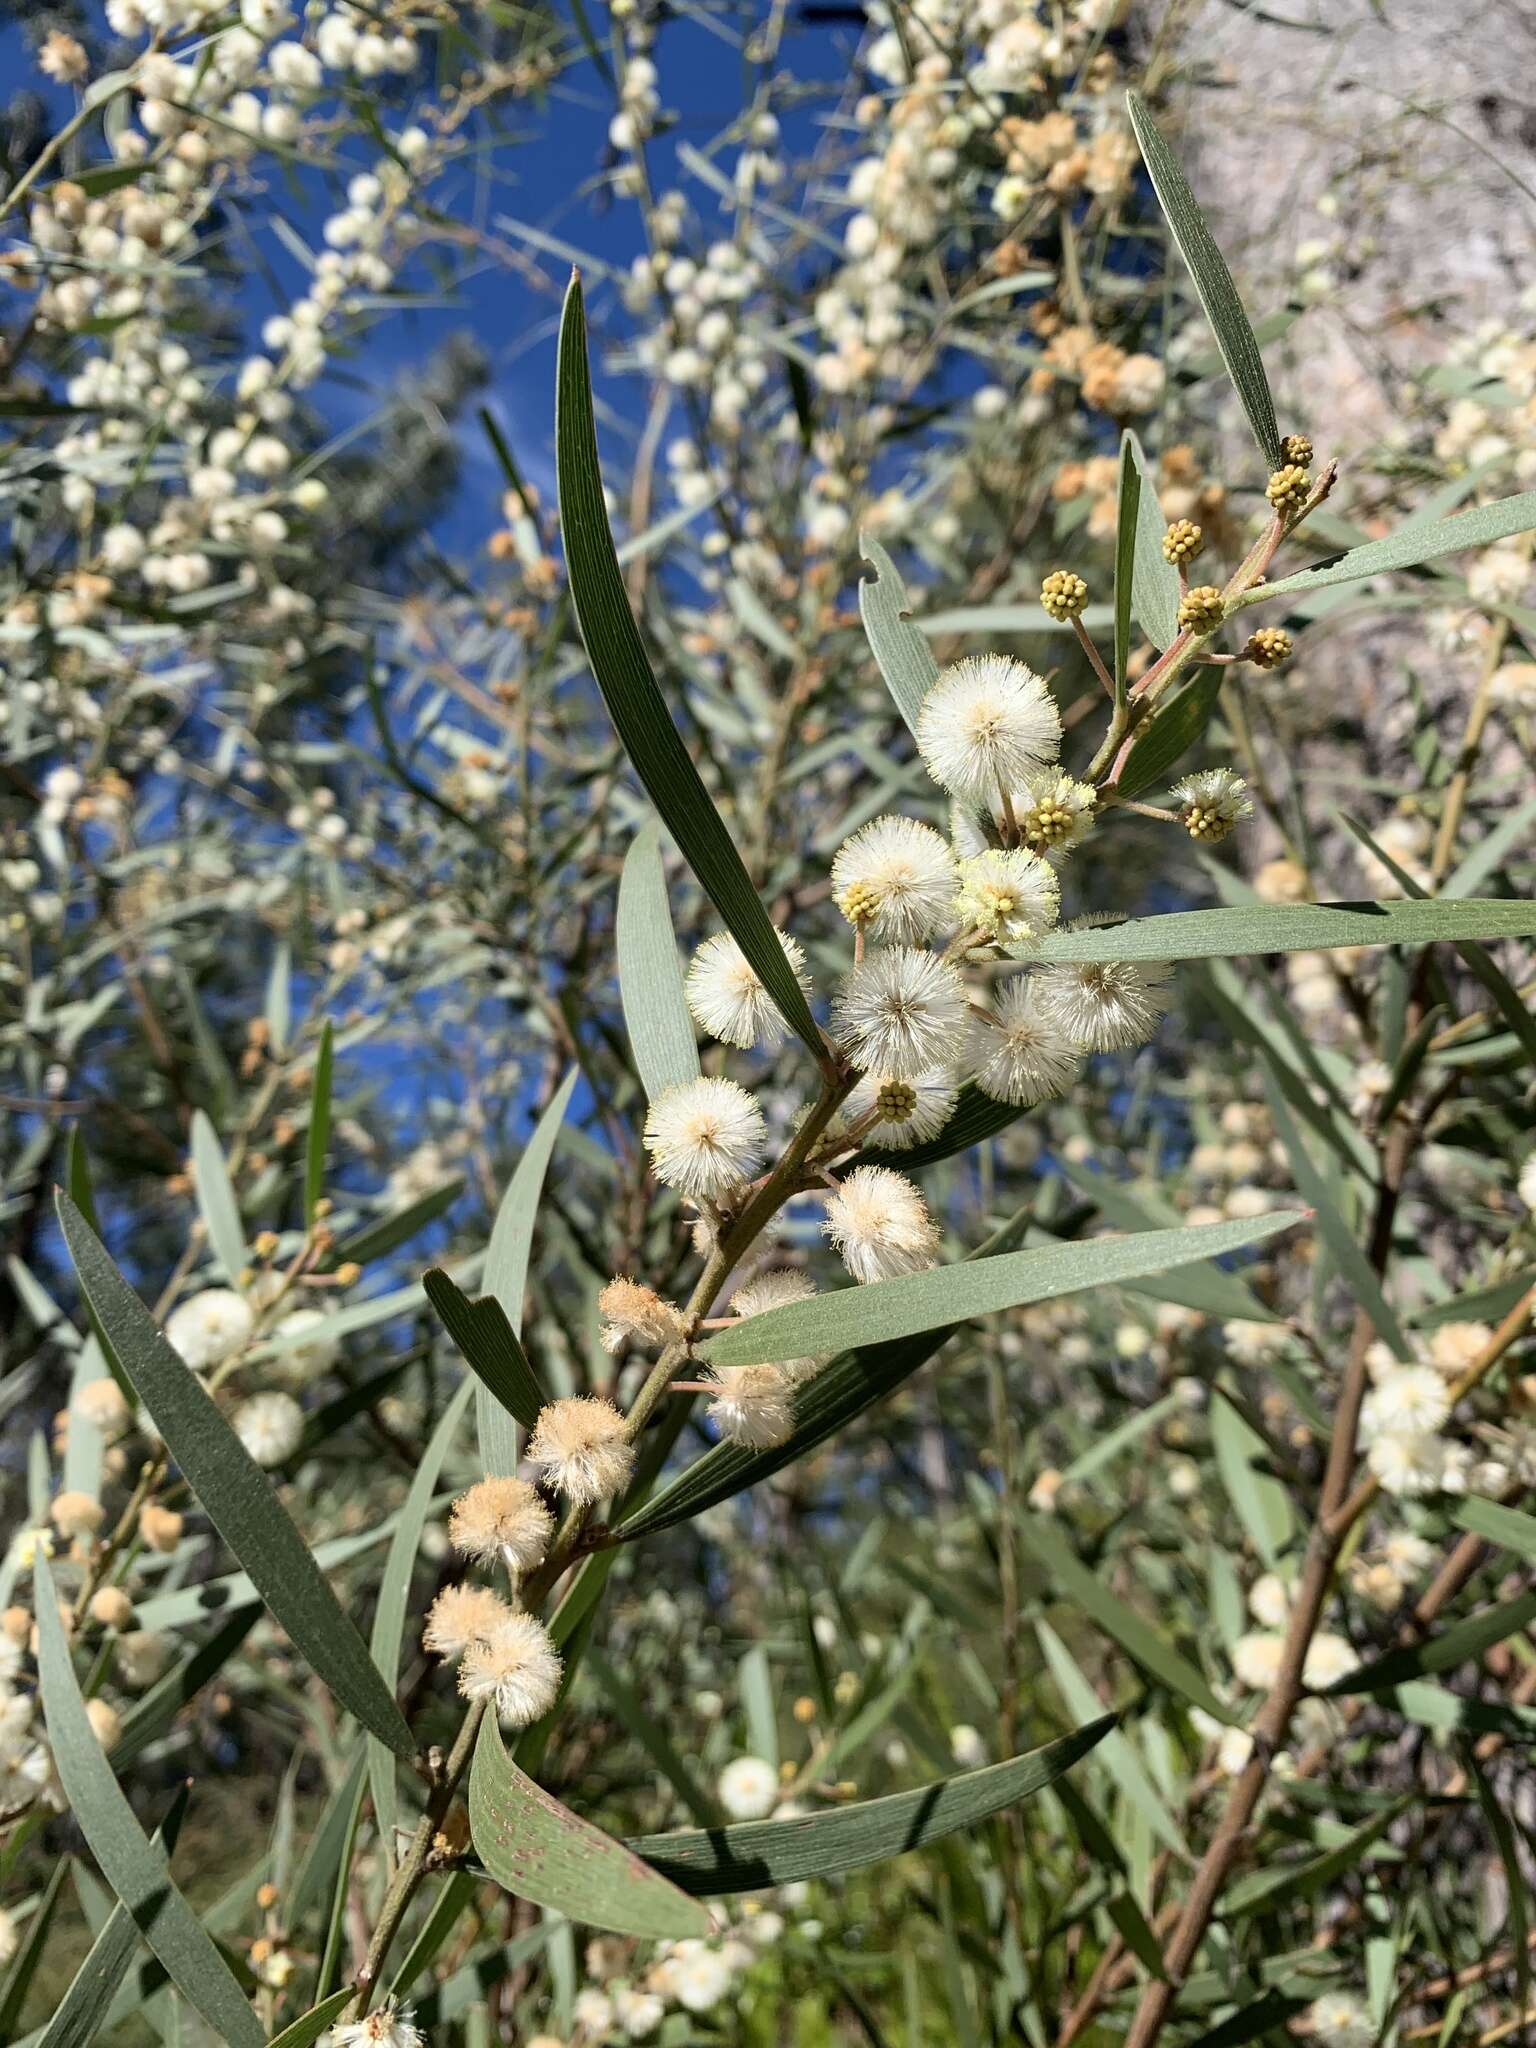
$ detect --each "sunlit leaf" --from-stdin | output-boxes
[617,821,699,1103]
[33,1554,264,2048]
[556,274,823,1064]
[56,1194,414,1757]
[626,1717,1113,1892]
[469,1712,712,1938]
[477,1068,577,1472]
[1028,897,1536,963]
[858,533,939,738]
[189,1111,246,1280]
[1250,489,1536,601]
[305,1020,333,1227]
[1127,92,1280,465]
[704,1213,1302,1366]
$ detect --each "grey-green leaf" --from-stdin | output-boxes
[55,1193,414,1758]
[1115,669,1224,799]
[32,1554,264,2048]
[423,1273,544,1431]
[1013,1515,1234,1722]
[1127,91,1280,465]
[305,1020,333,1226]
[1029,898,1536,963]
[858,533,939,738]
[265,1987,356,2048]
[703,1212,1303,1366]
[556,273,823,1064]
[38,1785,190,2048]
[1125,430,1182,650]
[369,1378,474,1851]
[1248,489,1536,602]
[627,1717,1112,1893]
[617,822,700,1102]
[189,1111,246,1281]
[1323,1587,1536,1696]
[469,1712,713,1939]
[478,1068,577,1471]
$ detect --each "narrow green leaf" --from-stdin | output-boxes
[32,1554,264,2048]
[56,1194,414,1758]
[1453,1493,1536,1563]
[1325,1587,1536,1696]
[626,1717,1113,1892]
[1030,897,1536,963]
[1015,1516,1234,1721]
[1115,669,1224,799]
[287,1749,369,1934]
[368,1378,474,1856]
[38,1787,190,2048]
[556,274,823,1063]
[0,1862,68,2037]
[478,1068,577,1472]
[1126,432,1182,651]
[305,1021,333,1227]
[1260,1070,1409,1358]
[617,822,700,1103]
[1190,1991,1308,2048]
[1471,1751,1532,2012]
[387,1871,478,1998]
[1062,1166,1275,1321]
[620,1204,1042,1538]
[1249,489,1536,602]
[1209,1387,1294,1571]
[189,1111,246,1281]
[265,1987,356,2048]
[1035,1623,1185,1853]
[1226,1799,1407,1914]
[333,1178,464,1268]
[585,1649,720,1827]
[858,533,939,738]
[1127,92,1280,465]
[1112,435,1140,695]
[738,1643,779,1770]
[315,1756,368,2000]
[423,1273,544,1432]
[469,1713,712,1938]
[704,1213,1302,1366]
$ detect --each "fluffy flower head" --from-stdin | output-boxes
[330,2001,424,2048]
[685,929,810,1049]
[831,815,956,943]
[953,848,1059,946]
[526,1396,635,1506]
[968,978,1081,1107]
[832,948,969,1079]
[717,1755,778,1820]
[458,1610,563,1727]
[823,1165,939,1283]
[729,1269,824,1384]
[165,1288,254,1370]
[1016,768,1096,857]
[916,654,1061,803]
[447,1477,553,1571]
[644,1077,767,1202]
[1036,955,1172,1053]
[707,1364,796,1449]
[423,1583,510,1662]
[846,1068,958,1150]
[233,1392,304,1468]
[598,1277,685,1354]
